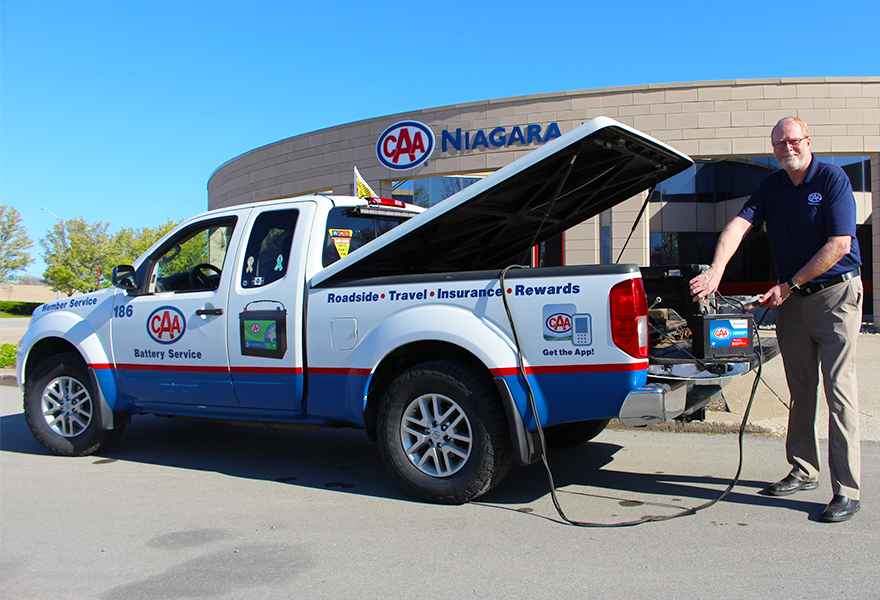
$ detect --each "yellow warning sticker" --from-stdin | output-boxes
[332,237,351,258]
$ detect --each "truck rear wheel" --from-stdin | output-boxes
[377,360,512,504]
[24,352,125,456]
[542,418,610,448]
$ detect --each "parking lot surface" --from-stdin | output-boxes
[2,384,878,600]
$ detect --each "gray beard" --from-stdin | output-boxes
[781,153,806,171]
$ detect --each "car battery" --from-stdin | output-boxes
[692,313,754,361]
[239,301,288,359]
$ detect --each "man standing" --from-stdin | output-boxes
[689,117,863,522]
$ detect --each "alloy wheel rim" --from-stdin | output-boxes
[41,376,92,437]
[400,393,472,477]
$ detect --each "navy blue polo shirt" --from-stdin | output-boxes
[737,155,861,285]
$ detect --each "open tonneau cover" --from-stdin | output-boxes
[312,117,693,287]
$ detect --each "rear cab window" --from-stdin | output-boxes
[240,209,299,288]
[322,203,420,267]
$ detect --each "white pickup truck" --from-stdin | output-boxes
[17,118,765,504]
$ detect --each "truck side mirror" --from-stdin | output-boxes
[111,265,139,293]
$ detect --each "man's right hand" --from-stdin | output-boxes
[687,216,751,303]
[689,267,722,301]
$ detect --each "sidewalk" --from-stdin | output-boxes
[0,317,29,387]
[609,329,880,441]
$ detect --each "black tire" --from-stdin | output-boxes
[542,418,610,448]
[377,360,513,504]
[23,352,125,456]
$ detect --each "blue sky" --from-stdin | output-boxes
[2,0,877,277]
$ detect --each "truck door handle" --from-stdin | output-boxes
[196,308,224,316]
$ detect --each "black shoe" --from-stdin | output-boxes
[820,495,860,522]
[764,474,819,496]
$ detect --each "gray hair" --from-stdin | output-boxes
[773,116,810,139]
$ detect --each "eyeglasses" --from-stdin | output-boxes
[772,137,808,149]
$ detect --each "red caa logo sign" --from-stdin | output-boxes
[377,121,435,170]
[147,306,186,344]
[545,312,572,334]
[712,327,731,340]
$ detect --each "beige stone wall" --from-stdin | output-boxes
[208,78,880,210]
[0,285,66,304]
[208,78,880,320]
[873,153,879,327]
[565,219,600,266]
[611,192,651,266]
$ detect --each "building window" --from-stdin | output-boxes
[600,210,612,264]
[653,157,872,203]
[392,175,485,207]
[826,156,871,192]
[653,159,777,204]
[650,232,717,267]
[650,232,679,266]
[535,233,564,267]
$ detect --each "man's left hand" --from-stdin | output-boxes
[760,283,790,307]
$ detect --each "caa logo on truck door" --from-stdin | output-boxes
[147,306,186,344]
[376,121,435,170]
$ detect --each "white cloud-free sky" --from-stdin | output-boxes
[2,0,877,276]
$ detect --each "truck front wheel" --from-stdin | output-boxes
[24,352,125,456]
[377,360,512,504]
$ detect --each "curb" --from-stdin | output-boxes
[607,416,787,437]
[1,369,17,387]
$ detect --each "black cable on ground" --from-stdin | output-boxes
[499,265,763,527]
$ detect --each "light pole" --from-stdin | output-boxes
[41,207,66,246]
[42,207,61,222]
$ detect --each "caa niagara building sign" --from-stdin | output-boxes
[208,78,880,325]
[376,121,435,170]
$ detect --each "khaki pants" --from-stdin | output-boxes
[775,276,862,500]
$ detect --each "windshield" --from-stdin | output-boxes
[322,206,413,267]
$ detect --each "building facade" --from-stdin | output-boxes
[208,78,879,324]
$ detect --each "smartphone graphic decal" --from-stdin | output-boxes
[572,313,592,346]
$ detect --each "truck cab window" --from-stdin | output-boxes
[150,219,236,292]
[240,209,299,288]
[322,207,408,267]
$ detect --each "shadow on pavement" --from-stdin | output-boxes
[480,443,828,522]
[0,408,821,518]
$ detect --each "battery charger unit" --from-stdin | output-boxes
[693,313,755,360]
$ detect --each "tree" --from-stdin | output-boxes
[41,218,182,296]
[413,183,431,208]
[41,218,115,295]
[0,205,34,284]
[650,232,679,267]
[108,219,179,267]
[439,176,479,202]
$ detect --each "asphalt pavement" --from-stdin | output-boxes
[0,317,29,346]
[2,382,878,599]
